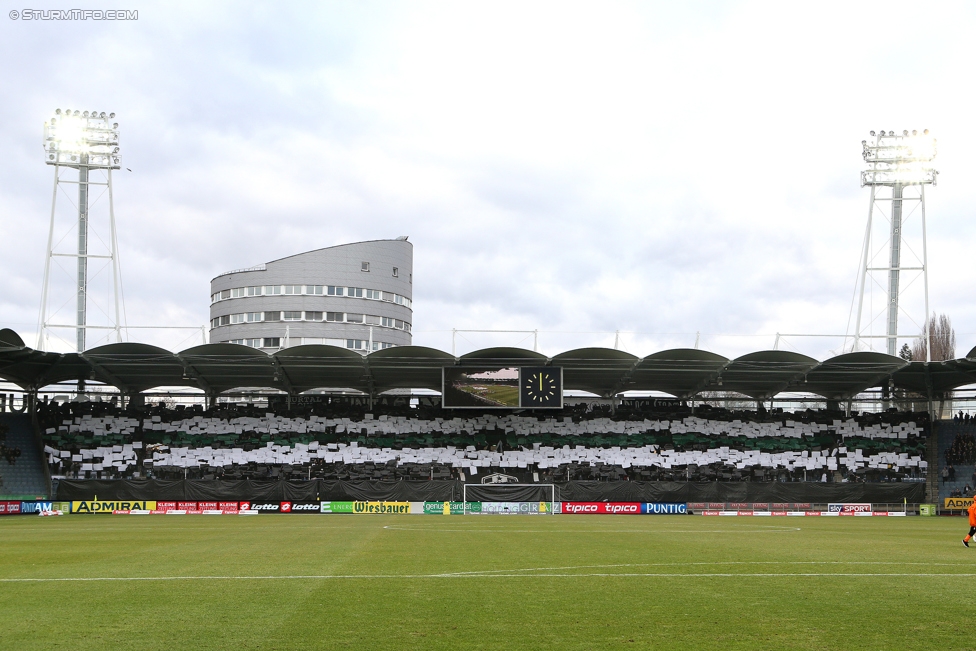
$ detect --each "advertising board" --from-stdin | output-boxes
[641,503,688,514]
[352,501,410,514]
[945,497,973,510]
[320,502,354,513]
[20,501,53,514]
[479,502,553,514]
[561,502,641,515]
[71,500,156,513]
[288,503,322,513]
[827,503,872,514]
[0,501,21,515]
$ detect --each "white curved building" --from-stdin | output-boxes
[209,238,413,353]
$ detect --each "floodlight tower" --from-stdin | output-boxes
[852,129,937,361]
[37,109,122,352]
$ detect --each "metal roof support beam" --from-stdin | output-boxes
[269,356,296,396]
[690,360,732,399]
[32,353,67,391]
[78,353,128,394]
[608,357,645,398]
[174,352,213,395]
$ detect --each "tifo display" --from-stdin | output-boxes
[37,401,928,484]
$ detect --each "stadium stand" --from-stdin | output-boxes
[37,401,928,484]
[0,413,51,498]
[937,415,976,500]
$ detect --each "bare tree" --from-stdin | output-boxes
[912,314,956,362]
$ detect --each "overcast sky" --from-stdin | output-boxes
[1,1,974,360]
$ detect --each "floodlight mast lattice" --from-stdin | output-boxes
[38,109,122,354]
[852,129,936,362]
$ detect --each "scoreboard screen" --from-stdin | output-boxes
[442,367,563,409]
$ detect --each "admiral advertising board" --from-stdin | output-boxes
[945,497,974,510]
[71,500,157,514]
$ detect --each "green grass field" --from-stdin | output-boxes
[0,514,972,650]
[457,383,520,406]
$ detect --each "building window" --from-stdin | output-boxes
[284,285,302,295]
[347,287,364,298]
[347,339,365,350]
[365,289,380,300]
[263,338,280,348]
[327,286,344,296]
[365,315,381,325]
[307,285,323,295]
[244,338,262,348]
[264,311,281,322]
[265,285,282,295]
[392,267,398,277]
[306,311,323,321]
[246,312,262,322]
[283,311,302,321]
[229,313,245,324]
[345,313,364,323]
[326,312,343,322]
[361,262,370,272]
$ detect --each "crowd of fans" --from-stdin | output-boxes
[35,398,929,484]
[0,422,20,466]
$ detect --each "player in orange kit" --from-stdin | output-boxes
[963,496,976,547]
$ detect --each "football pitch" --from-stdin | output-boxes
[0,514,971,650]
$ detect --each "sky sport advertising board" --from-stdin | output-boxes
[442,366,563,409]
[827,503,872,514]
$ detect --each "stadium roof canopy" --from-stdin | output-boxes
[2,328,975,401]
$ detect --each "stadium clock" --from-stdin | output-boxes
[520,367,562,408]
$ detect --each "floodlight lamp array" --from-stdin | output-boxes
[43,108,120,169]
[861,129,937,186]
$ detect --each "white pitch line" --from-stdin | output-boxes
[437,560,966,576]
[2,572,976,583]
[381,525,803,533]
